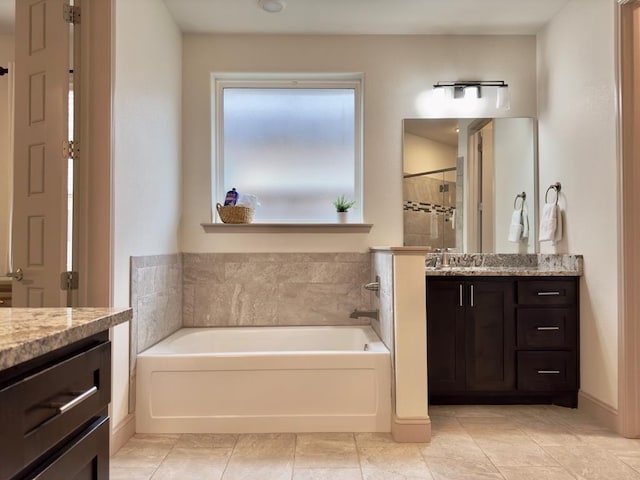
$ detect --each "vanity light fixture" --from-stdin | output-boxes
[258,0,286,13]
[433,81,510,110]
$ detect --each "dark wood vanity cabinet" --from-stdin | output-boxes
[427,276,579,407]
[0,332,111,480]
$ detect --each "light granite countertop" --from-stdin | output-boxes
[0,307,132,370]
[425,254,583,277]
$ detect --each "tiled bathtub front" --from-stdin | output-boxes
[182,253,372,327]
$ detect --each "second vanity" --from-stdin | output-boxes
[425,254,582,408]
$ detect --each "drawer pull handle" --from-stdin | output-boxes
[537,370,561,375]
[55,386,98,414]
[537,291,561,296]
[536,326,560,331]
[459,284,463,307]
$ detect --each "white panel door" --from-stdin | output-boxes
[12,0,69,307]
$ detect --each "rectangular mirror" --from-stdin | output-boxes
[403,118,537,253]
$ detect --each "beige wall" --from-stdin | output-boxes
[0,34,13,277]
[112,0,182,427]
[181,34,537,253]
[537,0,619,408]
[403,133,457,176]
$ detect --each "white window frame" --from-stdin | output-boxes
[210,73,364,223]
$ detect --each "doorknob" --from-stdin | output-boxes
[6,268,23,282]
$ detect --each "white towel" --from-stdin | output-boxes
[508,209,523,243]
[430,212,439,240]
[522,204,529,239]
[450,209,456,230]
[539,204,562,243]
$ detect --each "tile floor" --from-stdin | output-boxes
[111,405,640,480]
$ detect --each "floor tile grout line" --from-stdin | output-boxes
[218,433,240,480]
[352,433,365,480]
[290,433,298,480]
[147,434,180,480]
[453,416,508,480]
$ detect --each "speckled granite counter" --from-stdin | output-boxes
[425,254,583,277]
[0,307,132,370]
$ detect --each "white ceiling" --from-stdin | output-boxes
[163,0,570,35]
[0,0,571,36]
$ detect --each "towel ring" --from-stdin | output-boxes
[545,182,561,204]
[513,192,526,209]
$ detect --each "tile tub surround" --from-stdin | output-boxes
[182,253,372,327]
[111,404,640,480]
[425,253,583,276]
[0,307,131,369]
[130,254,183,412]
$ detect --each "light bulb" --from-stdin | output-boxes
[464,86,479,100]
[496,86,510,110]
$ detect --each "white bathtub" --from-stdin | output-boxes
[135,325,391,433]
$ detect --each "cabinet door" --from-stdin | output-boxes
[465,280,516,391]
[426,279,466,394]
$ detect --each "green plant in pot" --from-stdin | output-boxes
[333,195,355,223]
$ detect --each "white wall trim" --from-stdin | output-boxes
[110,413,135,455]
[579,390,619,432]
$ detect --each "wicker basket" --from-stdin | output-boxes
[216,203,255,224]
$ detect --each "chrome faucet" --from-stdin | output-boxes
[430,248,452,268]
[441,248,452,267]
[349,309,379,321]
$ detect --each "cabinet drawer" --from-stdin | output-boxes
[517,351,577,391]
[22,415,109,480]
[517,308,576,348]
[517,279,576,305]
[0,341,111,479]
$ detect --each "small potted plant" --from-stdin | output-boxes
[333,195,356,223]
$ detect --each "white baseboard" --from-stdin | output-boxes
[578,390,620,432]
[110,413,136,456]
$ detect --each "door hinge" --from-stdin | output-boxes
[63,4,81,24]
[60,271,79,291]
[63,140,79,160]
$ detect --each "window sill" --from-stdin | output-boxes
[200,223,373,234]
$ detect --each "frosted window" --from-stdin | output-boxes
[220,87,358,222]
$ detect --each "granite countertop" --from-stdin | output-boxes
[425,254,583,277]
[0,307,132,370]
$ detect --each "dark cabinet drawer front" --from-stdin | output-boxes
[517,351,577,391]
[517,308,576,348]
[26,415,109,480]
[0,341,111,479]
[517,279,577,305]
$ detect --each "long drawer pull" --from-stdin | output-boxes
[537,370,561,375]
[54,386,98,414]
[537,291,561,296]
[459,284,463,307]
[536,326,560,331]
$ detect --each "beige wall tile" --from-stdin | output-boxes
[184,252,372,327]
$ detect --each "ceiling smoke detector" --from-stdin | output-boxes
[258,0,286,13]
